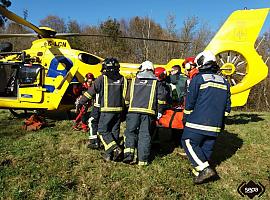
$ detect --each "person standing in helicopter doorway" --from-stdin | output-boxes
[79,57,128,161]
[182,50,231,184]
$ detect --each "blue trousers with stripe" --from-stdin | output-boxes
[124,113,154,163]
[98,112,121,154]
[181,129,216,171]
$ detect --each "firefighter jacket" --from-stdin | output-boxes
[184,70,231,137]
[80,74,127,112]
[127,77,167,115]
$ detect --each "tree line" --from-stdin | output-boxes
[0,14,269,111]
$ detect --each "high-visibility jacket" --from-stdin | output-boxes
[82,74,127,112]
[127,77,167,115]
[184,71,231,137]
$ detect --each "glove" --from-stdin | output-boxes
[157,112,162,120]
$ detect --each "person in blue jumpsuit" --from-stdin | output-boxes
[181,50,231,184]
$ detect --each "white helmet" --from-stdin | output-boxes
[195,50,217,69]
[140,60,154,71]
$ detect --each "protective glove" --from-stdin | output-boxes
[77,95,88,112]
[157,112,162,120]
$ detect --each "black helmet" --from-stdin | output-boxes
[101,57,120,72]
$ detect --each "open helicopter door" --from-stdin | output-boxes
[17,63,44,103]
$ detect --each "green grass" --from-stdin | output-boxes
[0,110,269,199]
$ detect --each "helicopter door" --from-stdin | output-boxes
[18,64,44,103]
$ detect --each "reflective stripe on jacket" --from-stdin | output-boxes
[128,77,167,115]
[83,75,127,112]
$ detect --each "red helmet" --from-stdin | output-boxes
[154,67,167,81]
[182,56,196,71]
[85,73,95,80]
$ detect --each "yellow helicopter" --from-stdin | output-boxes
[0,5,268,115]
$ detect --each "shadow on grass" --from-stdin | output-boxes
[150,128,183,160]
[211,130,243,167]
[150,128,243,167]
[225,113,264,125]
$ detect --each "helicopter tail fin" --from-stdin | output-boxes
[206,8,269,107]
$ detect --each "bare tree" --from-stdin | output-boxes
[39,15,66,33]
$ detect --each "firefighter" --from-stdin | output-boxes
[78,57,127,161]
[181,50,231,184]
[169,65,187,107]
[123,61,167,166]
[87,89,101,149]
[154,67,172,106]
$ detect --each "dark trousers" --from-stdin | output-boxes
[124,113,154,164]
[98,112,121,154]
[88,106,100,141]
[181,129,216,171]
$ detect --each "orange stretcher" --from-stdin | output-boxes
[156,108,184,129]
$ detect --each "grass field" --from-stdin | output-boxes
[0,110,269,200]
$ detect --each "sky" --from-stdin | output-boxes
[7,0,270,32]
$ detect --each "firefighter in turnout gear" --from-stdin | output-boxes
[79,57,127,161]
[181,50,231,184]
[123,61,167,166]
[87,93,101,149]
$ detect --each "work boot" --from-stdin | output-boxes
[102,152,112,162]
[123,153,135,164]
[112,147,123,161]
[193,167,216,184]
[87,139,100,150]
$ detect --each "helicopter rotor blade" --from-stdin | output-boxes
[56,33,190,44]
[0,33,37,38]
[0,5,45,36]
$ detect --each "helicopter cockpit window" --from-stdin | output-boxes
[18,65,42,85]
[78,53,101,65]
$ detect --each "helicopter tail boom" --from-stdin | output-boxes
[206,8,269,107]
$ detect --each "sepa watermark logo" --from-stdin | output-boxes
[237,180,265,199]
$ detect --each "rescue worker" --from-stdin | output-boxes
[123,61,167,166]
[182,57,199,87]
[154,67,172,106]
[78,57,127,161]
[73,73,95,132]
[169,65,187,106]
[181,50,231,184]
[87,88,101,149]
